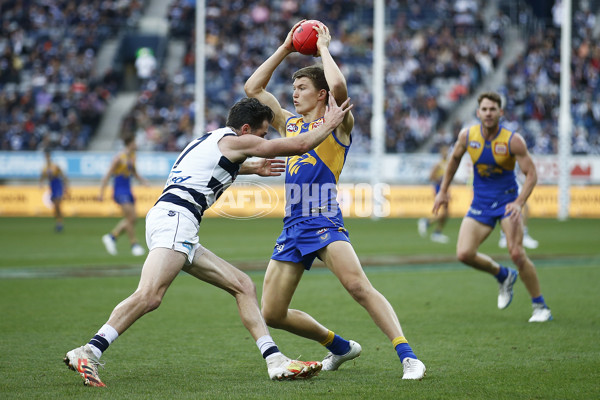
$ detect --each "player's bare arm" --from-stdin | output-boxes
[39,169,47,188]
[132,165,149,187]
[244,22,304,134]
[504,133,538,220]
[433,129,468,214]
[99,156,119,200]
[429,162,442,182]
[222,94,352,161]
[239,159,286,177]
[315,23,354,140]
[59,167,69,193]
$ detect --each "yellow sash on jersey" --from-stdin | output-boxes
[286,117,346,181]
[467,124,515,177]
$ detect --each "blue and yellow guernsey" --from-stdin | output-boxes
[113,151,135,196]
[466,124,518,200]
[43,164,64,198]
[283,116,350,228]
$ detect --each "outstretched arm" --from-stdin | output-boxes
[39,168,47,188]
[99,157,118,200]
[239,159,286,176]
[244,21,304,135]
[315,23,354,138]
[58,167,69,193]
[432,130,467,215]
[222,93,353,161]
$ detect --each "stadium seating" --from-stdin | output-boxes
[497,2,600,155]
[1,0,597,154]
[0,0,147,150]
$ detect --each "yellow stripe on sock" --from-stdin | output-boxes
[320,330,335,346]
[392,336,408,347]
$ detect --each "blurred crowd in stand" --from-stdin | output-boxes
[498,0,600,155]
[0,0,146,150]
[1,0,597,155]
[455,0,600,155]
[127,0,500,153]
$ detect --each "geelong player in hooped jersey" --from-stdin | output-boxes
[63,95,352,387]
[432,91,552,323]
[245,20,426,379]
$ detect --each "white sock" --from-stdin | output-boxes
[256,335,281,359]
[98,324,119,343]
[88,324,119,358]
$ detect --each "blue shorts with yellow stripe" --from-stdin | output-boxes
[271,216,350,270]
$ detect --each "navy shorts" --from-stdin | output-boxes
[114,192,134,205]
[271,217,350,270]
[466,194,517,228]
[50,187,64,202]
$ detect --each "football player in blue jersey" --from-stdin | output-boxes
[40,148,68,232]
[99,134,149,256]
[245,20,426,379]
[63,96,351,387]
[432,92,552,322]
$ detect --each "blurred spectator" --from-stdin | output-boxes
[0,0,146,150]
[132,0,501,153]
[135,47,157,82]
[495,0,600,155]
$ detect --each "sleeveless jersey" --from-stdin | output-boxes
[43,164,64,197]
[112,151,135,196]
[431,158,447,184]
[466,124,518,199]
[156,128,240,224]
[283,116,350,227]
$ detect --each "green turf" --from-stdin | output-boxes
[0,217,598,269]
[0,217,599,399]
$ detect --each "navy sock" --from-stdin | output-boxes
[89,335,110,354]
[395,343,417,362]
[262,345,280,359]
[532,295,546,307]
[495,265,508,283]
[326,334,351,356]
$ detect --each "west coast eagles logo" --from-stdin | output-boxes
[476,163,503,177]
[288,153,317,175]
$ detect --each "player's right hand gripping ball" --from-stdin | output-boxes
[293,20,326,56]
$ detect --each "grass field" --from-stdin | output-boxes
[1,216,599,399]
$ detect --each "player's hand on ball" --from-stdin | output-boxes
[284,20,306,52]
[314,23,331,57]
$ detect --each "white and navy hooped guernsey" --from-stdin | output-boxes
[155,128,240,224]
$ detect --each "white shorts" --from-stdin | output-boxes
[145,205,205,265]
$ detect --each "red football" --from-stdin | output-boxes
[292,20,325,56]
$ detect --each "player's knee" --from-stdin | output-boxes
[457,249,475,264]
[236,274,256,296]
[509,247,526,265]
[261,305,285,328]
[344,279,371,303]
[134,290,163,313]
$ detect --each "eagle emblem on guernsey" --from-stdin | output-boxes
[288,153,317,175]
[476,164,503,177]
